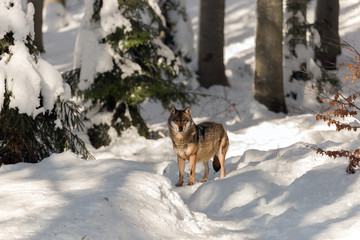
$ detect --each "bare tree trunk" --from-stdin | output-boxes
[45,0,66,7]
[254,0,287,113]
[198,0,228,88]
[28,0,44,53]
[315,0,341,70]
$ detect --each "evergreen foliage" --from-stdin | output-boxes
[284,0,341,106]
[159,0,194,63]
[0,1,91,165]
[0,94,92,164]
[285,0,310,82]
[73,0,196,148]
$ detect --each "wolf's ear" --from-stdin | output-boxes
[170,106,177,115]
[184,106,191,115]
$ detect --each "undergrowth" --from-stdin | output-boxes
[315,45,360,174]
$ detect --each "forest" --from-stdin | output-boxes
[1,0,360,239]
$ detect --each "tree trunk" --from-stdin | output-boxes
[315,0,341,70]
[28,0,44,53]
[254,0,287,113]
[198,0,228,88]
[45,0,66,7]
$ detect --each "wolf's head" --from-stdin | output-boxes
[168,106,193,133]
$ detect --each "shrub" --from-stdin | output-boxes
[315,45,360,174]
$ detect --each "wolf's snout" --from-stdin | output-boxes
[179,126,183,132]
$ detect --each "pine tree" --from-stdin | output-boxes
[158,0,195,64]
[0,1,90,165]
[284,0,341,111]
[284,0,311,107]
[285,0,309,82]
[72,0,195,148]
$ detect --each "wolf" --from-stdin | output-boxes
[168,106,229,186]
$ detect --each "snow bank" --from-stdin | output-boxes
[3,136,360,239]
[0,152,218,239]
[17,0,360,239]
[186,140,360,239]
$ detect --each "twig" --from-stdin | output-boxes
[188,91,242,120]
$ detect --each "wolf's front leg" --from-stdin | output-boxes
[175,157,185,187]
[188,154,197,185]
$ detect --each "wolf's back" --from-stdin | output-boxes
[196,121,228,172]
[196,122,227,143]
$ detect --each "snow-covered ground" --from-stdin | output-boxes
[2,0,360,239]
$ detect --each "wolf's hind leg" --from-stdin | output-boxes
[201,161,209,183]
[218,133,229,178]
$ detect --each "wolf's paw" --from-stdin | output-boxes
[200,178,207,183]
[175,181,183,187]
[187,181,194,186]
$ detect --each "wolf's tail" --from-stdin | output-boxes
[213,155,221,172]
